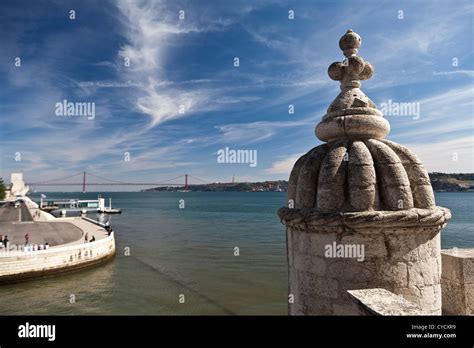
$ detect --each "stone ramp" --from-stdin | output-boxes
[0,204,21,222]
[20,203,33,222]
[0,202,33,222]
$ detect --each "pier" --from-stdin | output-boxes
[39,196,122,214]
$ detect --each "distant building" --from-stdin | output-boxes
[6,173,30,198]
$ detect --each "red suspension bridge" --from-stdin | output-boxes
[27,172,217,192]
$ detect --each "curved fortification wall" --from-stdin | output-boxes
[0,233,116,283]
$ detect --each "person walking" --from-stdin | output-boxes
[24,233,29,245]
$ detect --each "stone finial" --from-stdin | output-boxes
[328,29,374,90]
[316,29,388,142]
[285,30,443,213]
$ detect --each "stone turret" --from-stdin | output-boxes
[278,30,451,315]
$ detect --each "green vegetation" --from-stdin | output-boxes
[0,177,6,199]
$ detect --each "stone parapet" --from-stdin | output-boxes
[441,248,474,315]
[285,223,443,315]
[347,288,427,315]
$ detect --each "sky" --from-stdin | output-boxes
[1,0,473,191]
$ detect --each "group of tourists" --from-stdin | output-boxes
[0,234,49,252]
[84,233,96,243]
[83,220,113,244]
[23,233,49,251]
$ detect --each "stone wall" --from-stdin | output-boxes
[287,223,443,315]
[0,233,115,283]
[441,248,474,315]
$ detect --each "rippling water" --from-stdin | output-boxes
[0,191,471,315]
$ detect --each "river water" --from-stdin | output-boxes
[0,191,471,315]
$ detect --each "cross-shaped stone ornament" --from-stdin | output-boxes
[328,29,374,90]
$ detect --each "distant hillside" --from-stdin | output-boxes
[429,173,474,192]
[429,173,474,181]
[143,173,474,192]
[144,180,288,192]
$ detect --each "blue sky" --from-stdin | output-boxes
[1,0,473,190]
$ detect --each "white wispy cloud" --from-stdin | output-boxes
[407,136,474,173]
[135,83,216,129]
[115,0,233,129]
[371,2,473,64]
[262,153,302,175]
[215,118,314,144]
[433,70,474,77]
[215,96,262,104]
[387,85,473,136]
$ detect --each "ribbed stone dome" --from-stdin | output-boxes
[287,138,435,212]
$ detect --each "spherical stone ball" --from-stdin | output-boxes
[339,29,361,55]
